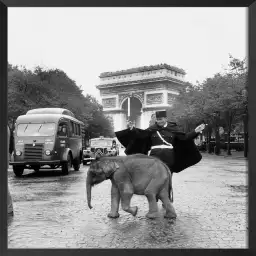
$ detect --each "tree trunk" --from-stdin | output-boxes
[226,130,231,155]
[227,117,232,156]
[184,120,189,133]
[225,110,234,156]
[214,127,221,155]
[207,126,212,153]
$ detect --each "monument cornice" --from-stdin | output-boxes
[142,105,172,111]
[96,76,185,89]
[99,63,186,78]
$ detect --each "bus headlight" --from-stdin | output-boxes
[16,150,22,156]
[45,150,51,156]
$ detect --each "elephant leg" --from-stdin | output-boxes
[145,194,159,219]
[107,183,120,218]
[144,178,164,219]
[159,188,177,219]
[119,183,138,216]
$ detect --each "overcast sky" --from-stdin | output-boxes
[8,7,247,101]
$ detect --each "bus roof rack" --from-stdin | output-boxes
[26,108,75,118]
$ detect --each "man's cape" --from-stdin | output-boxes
[115,123,202,173]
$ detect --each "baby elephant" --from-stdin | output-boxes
[86,154,176,219]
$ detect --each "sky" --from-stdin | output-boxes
[8,7,247,101]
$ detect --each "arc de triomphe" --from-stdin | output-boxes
[96,64,186,131]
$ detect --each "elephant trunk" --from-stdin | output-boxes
[86,174,93,209]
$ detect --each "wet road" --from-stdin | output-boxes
[8,150,247,248]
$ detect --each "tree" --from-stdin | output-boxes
[226,55,248,156]
[8,64,114,138]
[167,55,247,157]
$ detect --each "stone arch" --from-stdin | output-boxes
[97,64,186,131]
[120,95,143,109]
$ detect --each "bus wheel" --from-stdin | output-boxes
[62,154,72,175]
[13,166,24,177]
[73,157,80,171]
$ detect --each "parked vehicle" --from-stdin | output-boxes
[197,139,244,152]
[9,108,85,176]
[83,137,119,165]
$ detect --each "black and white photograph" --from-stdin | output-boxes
[7,7,248,249]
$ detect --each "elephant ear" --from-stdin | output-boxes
[88,159,102,175]
[99,159,119,178]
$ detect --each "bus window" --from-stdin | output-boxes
[74,123,78,136]
[70,121,75,136]
[57,123,68,137]
[76,123,80,136]
[77,124,80,136]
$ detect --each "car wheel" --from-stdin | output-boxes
[13,166,24,177]
[62,154,72,175]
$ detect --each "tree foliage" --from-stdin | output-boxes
[8,64,114,138]
[168,55,248,137]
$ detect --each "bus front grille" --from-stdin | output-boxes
[24,144,44,161]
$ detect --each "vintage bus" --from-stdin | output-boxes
[82,136,119,165]
[10,108,85,176]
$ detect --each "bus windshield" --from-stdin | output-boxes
[17,123,56,137]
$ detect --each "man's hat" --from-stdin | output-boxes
[155,110,167,118]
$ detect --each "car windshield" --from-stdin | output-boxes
[90,140,113,147]
[17,123,56,137]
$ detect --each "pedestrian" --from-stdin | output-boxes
[112,140,116,149]
[9,127,14,159]
[7,126,14,216]
[149,113,156,126]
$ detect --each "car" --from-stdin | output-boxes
[82,137,119,165]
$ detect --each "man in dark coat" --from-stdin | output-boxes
[115,110,206,173]
[115,110,205,213]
